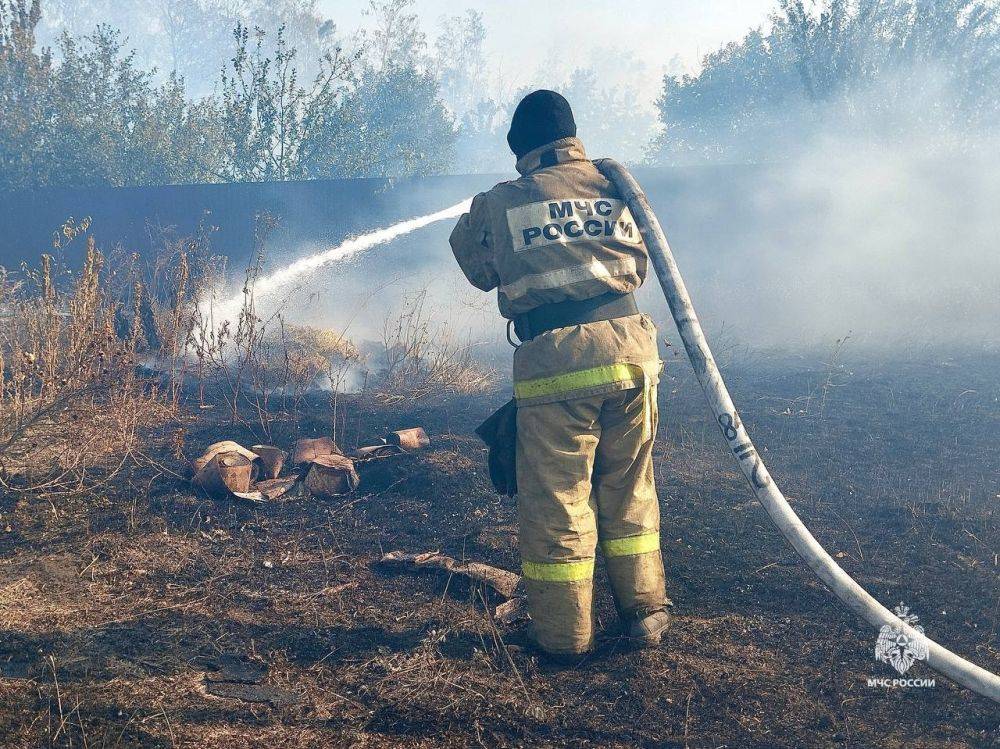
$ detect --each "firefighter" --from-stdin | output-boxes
[450,90,670,659]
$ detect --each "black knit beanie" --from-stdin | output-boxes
[506,90,577,159]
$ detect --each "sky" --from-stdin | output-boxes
[320,0,777,104]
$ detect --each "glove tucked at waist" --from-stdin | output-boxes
[475,399,518,497]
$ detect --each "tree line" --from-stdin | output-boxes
[2,0,998,191]
[0,0,468,189]
[650,0,1000,164]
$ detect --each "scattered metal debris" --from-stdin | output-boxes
[193,441,260,475]
[304,454,360,498]
[192,427,429,502]
[193,441,296,501]
[353,444,405,461]
[353,426,429,460]
[292,437,342,466]
[388,427,430,450]
[252,445,287,479]
[192,448,258,498]
[233,476,299,503]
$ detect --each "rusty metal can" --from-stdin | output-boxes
[252,445,287,479]
[193,452,256,498]
[292,437,342,466]
[387,428,430,451]
[304,454,359,498]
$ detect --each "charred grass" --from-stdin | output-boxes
[1,346,998,748]
[1,232,998,748]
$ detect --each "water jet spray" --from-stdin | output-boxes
[209,198,473,326]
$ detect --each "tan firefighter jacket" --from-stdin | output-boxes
[450,136,661,409]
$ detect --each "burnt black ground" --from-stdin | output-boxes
[0,350,997,747]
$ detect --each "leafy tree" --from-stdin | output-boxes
[217,23,351,181]
[1,6,218,189]
[215,17,455,181]
[46,26,219,186]
[0,0,52,189]
[434,9,487,118]
[649,0,1000,165]
[0,0,461,188]
[306,64,456,178]
[300,0,455,178]
[40,0,335,95]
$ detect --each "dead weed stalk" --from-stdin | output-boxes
[0,233,178,494]
[374,289,495,404]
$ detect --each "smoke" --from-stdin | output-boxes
[646,73,1000,354]
[736,137,1000,351]
[203,68,1000,359]
[212,139,1000,363]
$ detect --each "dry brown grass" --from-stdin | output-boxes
[186,223,366,443]
[374,289,496,405]
[0,234,176,495]
[1,219,498,495]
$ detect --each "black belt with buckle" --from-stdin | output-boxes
[511,291,639,343]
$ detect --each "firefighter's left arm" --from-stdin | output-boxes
[450,192,499,292]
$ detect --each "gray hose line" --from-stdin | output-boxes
[597,159,1000,703]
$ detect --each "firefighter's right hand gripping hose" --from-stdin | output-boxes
[595,158,1000,703]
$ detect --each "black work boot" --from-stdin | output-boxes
[626,609,671,648]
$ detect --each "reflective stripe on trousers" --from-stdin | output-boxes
[522,559,594,582]
[601,531,660,557]
[521,532,661,581]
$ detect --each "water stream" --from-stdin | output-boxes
[210,197,474,326]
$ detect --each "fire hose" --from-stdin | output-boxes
[596,159,1000,703]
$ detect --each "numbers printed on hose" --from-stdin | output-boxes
[719,411,771,489]
[718,412,741,440]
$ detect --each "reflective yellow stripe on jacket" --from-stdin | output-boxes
[514,362,644,400]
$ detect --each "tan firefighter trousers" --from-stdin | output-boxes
[516,384,666,655]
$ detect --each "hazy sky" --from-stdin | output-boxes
[321,0,777,102]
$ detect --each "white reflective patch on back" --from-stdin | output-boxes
[500,257,638,302]
[506,198,642,252]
